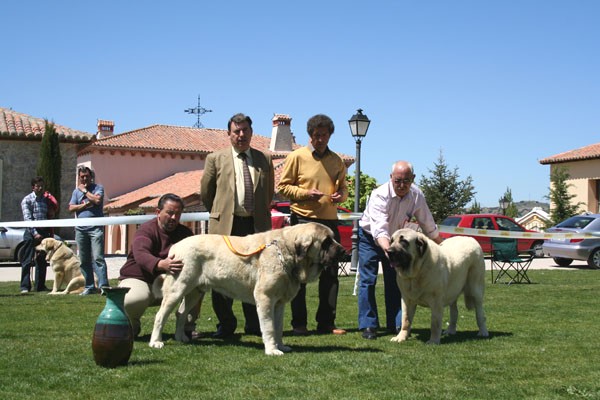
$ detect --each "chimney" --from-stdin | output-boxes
[269,114,294,152]
[97,119,115,139]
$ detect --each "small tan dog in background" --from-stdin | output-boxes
[36,237,85,295]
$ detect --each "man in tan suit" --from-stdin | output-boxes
[200,113,275,338]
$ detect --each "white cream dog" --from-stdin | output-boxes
[149,222,346,355]
[387,229,489,344]
[36,237,85,295]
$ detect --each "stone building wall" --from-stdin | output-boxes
[0,139,83,239]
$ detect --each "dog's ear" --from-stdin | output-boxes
[292,227,315,262]
[416,235,428,257]
[295,241,308,261]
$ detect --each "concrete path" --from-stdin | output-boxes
[0,255,594,284]
[0,255,127,284]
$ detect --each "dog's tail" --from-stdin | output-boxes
[151,274,167,300]
[463,255,486,311]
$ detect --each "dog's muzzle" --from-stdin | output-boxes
[321,238,347,268]
[387,247,412,271]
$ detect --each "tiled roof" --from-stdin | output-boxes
[539,142,600,164]
[81,124,277,155]
[105,170,203,212]
[77,123,354,212]
[0,107,94,142]
[80,124,355,163]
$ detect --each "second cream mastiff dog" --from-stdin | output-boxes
[386,229,489,344]
[149,222,346,355]
[36,237,85,295]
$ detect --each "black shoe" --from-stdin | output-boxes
[36,287,51,292]
[212,327,236,339]
[387,326,400,334]
[292,326,309,336]
[362,328,377,340]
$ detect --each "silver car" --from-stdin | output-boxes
[0,226,27,262]
[542,214,600,268]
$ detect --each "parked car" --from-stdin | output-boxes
[270,201,354,257]
[0,226,26,262]
[439,214,544,256]
[542,213,600,268]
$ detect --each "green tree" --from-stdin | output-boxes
[36,121,62,215]
[546,166,583,227]
[468,199,481,214]
[501,188,519,218]
[341,171,378,212]
[419,151,475,223]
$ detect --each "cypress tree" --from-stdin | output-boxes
[36,120,62,216]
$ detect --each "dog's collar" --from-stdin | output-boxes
[266,240,285,265]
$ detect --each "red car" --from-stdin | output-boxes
[439,214,544,256]
[270,201,353,257]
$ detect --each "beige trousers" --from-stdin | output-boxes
[119,277,199,337]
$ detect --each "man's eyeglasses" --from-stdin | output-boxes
[393,178,413,185]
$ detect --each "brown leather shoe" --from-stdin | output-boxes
[317,325,347,335]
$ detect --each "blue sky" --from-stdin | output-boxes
[3,1,599,207]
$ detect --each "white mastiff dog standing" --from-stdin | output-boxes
[149,222,346,355]
[386,229,489,344]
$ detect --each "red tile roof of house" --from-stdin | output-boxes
[85,124,355,212]
[80,124,355,163]
[105,170,204,212]
[80,124,305,157]
[540,142,600,164]
[0,107,94,142]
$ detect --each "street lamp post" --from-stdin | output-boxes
[348,109,371,272]
[498,196,509,215]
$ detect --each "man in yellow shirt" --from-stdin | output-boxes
[277,114,348,335]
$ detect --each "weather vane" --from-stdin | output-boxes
[184,95,212,128]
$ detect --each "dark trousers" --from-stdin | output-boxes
[211,216,261,334]
[290,214,340,329]
[20,229,52,291]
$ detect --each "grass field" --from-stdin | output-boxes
[1,270,599,399]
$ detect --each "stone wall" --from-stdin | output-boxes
[0,139,82,239]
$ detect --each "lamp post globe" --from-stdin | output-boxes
[348,109,370,272]
[498,196,509,215]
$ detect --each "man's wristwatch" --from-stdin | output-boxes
[82,189,88,195]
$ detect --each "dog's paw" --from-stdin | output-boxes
[477,330,489,338]
[390,332,409,343]
[265,348,285,356]
[149,341,165,349]
[426,339,441,345]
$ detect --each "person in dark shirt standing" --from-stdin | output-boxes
[19,176,54,293]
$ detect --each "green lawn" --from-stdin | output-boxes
[1,270,599,399]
